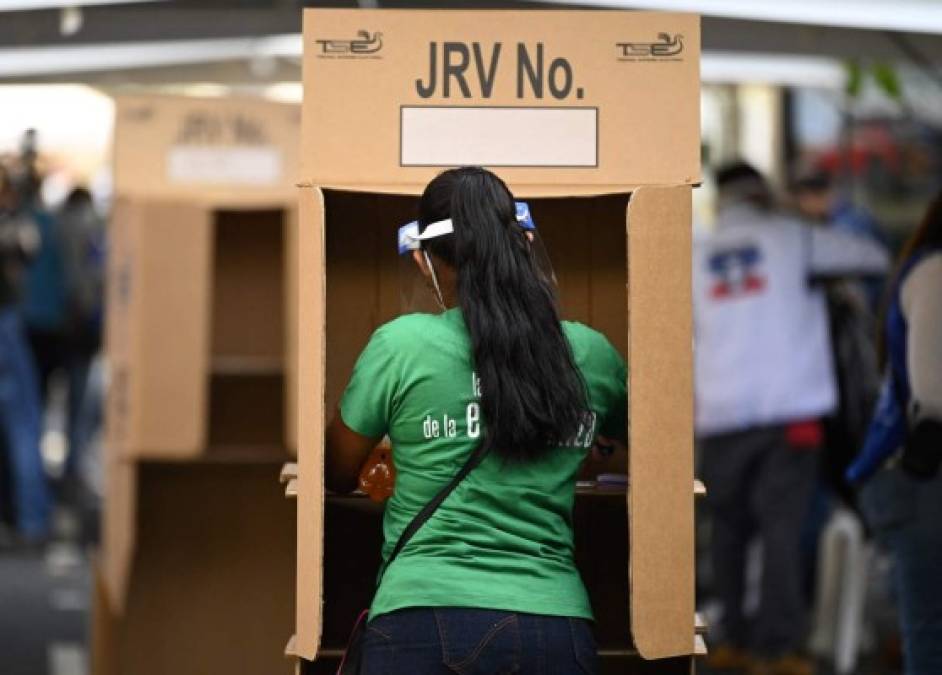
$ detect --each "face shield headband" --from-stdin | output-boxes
[396,201,536,256]
[396,202,537,312]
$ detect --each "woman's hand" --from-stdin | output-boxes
[325,409,381,494]
[585,435,628,476]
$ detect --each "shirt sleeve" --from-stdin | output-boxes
[596,339,629,442]
[901,254,942,420]
[808,225,890,278]
[339,326,400,439]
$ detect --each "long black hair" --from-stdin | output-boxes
[418,166,588,462]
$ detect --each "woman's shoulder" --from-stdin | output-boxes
[562,321,623,365]
[562,320,610,344]
[374,311,457,341]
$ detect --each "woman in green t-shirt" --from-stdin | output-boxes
[327,166,626,674]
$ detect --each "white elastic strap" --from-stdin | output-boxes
[423,249,447,311]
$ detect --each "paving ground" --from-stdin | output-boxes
[0,510,91,675]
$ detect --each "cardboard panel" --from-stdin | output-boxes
[104,198,137,365]
[101,456,137,613]
[297,188,326,660]
[117,464,295,675]
[286,206,300,454]
[627,185,694,658]
[104,199,143,453]
[113,94,300,202]
[302,9,700,190]
[90,560,118,675]
[132,202,213,457]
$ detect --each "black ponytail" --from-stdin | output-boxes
[418,166,588,462]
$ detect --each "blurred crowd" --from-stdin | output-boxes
[696,160,942,675]
[0,130,105,548]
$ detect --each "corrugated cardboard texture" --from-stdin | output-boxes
[129,201,212,456]
[297,188,326,659]
[113,94,300,202]
[302,9,700,190]
[627,185,695,658]
[112,464,295,675]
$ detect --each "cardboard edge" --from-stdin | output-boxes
[101,455,138,614]
[90,554,119,675]
[294,182,691,199]
[286,204,300,455]
[296,186,326,660]
[627,185,695,659]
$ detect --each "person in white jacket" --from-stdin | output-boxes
[695,162,889,675]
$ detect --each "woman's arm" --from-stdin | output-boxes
[902,254,942,420]
[325,410,381,494]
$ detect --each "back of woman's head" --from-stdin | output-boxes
[418,166,587,462]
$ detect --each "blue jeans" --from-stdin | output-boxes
[862,468,942,675]
[0,308,50,537]
[362,608,599,675]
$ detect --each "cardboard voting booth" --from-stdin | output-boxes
[106,94,301,460]
[293,9,702,673]
[96,94,300,675]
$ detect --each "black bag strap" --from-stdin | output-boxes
[379,442,488,579]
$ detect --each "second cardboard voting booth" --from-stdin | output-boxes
[293,8,702,674]
[96,94,300,675]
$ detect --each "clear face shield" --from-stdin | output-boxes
[396,201,558,314]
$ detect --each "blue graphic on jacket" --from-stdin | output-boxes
[708,244,767,299]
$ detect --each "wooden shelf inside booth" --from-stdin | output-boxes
[695,611,708,635]
[280,462,298,484]
[191,444,290,464]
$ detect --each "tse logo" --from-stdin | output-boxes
[416,42,584,100]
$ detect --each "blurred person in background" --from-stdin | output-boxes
[792,168,886,245]
[57,187,105,495]
[792,167,888,311]
[18,147,69,405]
[695,161,889,675]
[847,191,942,675]
[0,162,51,544]
[790,168,888,600]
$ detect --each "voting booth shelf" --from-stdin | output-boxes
[293,9,704,674]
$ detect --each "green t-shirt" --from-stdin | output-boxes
[340,308,627,620]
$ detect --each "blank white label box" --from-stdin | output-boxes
[400,107,598,168]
